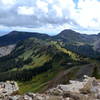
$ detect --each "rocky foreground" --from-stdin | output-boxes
[1,76,100,100]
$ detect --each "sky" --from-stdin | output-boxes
[0,0,100,35]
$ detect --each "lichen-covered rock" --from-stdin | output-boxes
[0,81,19,98]
[79,76,97,94]
[47,88,63,96]
[47,75,100,100]
[1,75,100,100]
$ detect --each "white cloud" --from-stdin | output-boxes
[53,5,63,17]
[17,6,34,15]
[36,0,48,13]
[1,0,16,8]
[73,0,100,29]
[1,0,100,34]
[47,0,53,4]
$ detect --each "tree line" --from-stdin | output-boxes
[0,61,52,81]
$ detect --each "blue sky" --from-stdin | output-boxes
[74,0,78,2]
[0,0,100,35]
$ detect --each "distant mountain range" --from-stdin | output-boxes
[0,29,99,58]
[0,31,50,46]
[55,29,100,43]
[0,29,100,46]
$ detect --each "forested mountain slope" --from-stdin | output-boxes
[0,29,100,59]
[0,37,97,93]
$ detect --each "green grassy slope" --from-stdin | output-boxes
[0,37,96,94]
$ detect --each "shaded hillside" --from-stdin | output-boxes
[53,29,100,58]
[65,44,100,59]
[53,29,98,44]
[0,31,50,46]
[94,39,100,52]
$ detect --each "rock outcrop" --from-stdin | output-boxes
[0,81,19,98]
[47,75,100,100]
[1,76,100,100]
[0,45,15,57]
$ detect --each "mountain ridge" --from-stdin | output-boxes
[0,29,100,58]
[0,31,50,46]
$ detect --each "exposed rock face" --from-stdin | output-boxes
[1,76,100,100]
[0,45,15,57]
[47,75,100,100]
[0,81,19,98]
